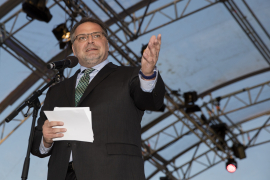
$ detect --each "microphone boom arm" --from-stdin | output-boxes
[5,69,65,122]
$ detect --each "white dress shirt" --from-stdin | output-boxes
[39,59,158,161]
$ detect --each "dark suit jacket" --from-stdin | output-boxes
[31,62,165,180]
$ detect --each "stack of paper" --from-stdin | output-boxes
[44,107,94,142]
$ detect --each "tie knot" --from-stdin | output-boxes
[83,68,95,75]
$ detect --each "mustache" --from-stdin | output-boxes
[85,45,98,50]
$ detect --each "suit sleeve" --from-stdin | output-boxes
[31,87,54,158]
[129,67,165,111]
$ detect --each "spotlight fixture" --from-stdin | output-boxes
[210,123,228,151]
[232,143,246,159]
[185,105,201,113]
[52,23,71,49]
[183,91,200,113]
[52,23,70,41]
[22,0,53,23]
[226,158,237,173]
[184,91,198,107]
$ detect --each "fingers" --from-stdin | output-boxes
[51,127,67,134]
[141,34,161,75]
[145,34,161,60]
[44,120,64,127]
[148,34,161,50]
[157,34,161,45]
[43,120,66,144]
[147,36,157,57]
[142,48,151,63]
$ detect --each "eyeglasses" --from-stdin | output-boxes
[73,32,107,43]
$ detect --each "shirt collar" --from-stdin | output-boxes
[79,59,109,74]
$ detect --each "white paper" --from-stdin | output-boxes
[44,107,94,142]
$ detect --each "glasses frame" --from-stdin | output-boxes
[72,31,107,43]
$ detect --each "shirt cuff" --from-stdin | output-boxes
[39,136,53,154]
[139,69,158,93]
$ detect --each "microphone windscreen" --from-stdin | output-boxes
[47,63,54,69]
[67,56,79,68]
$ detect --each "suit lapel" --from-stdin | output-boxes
[64,69,80,107]
[77,62,117,106]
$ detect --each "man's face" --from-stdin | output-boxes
[72,22,109,68]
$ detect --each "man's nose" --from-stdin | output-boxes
[87,34,94,43]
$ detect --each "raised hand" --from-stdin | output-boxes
[141,34,161,78]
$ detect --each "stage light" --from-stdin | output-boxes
[52,23,71,49]
[226,158,237,173]
[52,23,70,41]
[210,123,228,151]
[185,105,201,113]
[22,0,53,23]
[182,91,200,113]
[184,91,198,107]
[62,32,71,40]
[232,143,246,159]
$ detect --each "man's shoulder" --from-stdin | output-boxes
[49,69,79,89]
[48,79,65,90]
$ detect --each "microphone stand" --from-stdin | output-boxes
[5,68,65,180]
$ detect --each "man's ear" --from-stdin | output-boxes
[106,40,109,51]
[72,45,76,56]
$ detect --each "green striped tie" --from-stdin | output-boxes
[75,68,95,106]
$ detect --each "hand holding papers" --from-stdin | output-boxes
[44,107,94,143]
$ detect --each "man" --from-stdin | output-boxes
[31,17,165,180]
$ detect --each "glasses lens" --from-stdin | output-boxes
[92,32,103,39]
[75,32,105,42]
[77,34,87,42]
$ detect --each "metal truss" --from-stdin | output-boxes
[0,48,72,114]
[222,0,270,65]
[0,0,63,114]
[0,83,46,145]
[142,93,230,179]
[97,0,270,65]
[202,80,270,128]
[142,79,270,179]
[0,66,75,145]
[0,0,73,143]
[0,28,54,81]
[145,114,270,180]
[96,0,219,45]
[0,0,22,19]
[199,67,270,98]
[0,1,59,43]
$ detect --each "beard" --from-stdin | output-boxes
[82,53,103,65]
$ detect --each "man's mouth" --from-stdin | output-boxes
[86,48,98,52]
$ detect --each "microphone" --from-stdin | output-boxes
[47,56,78,70]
